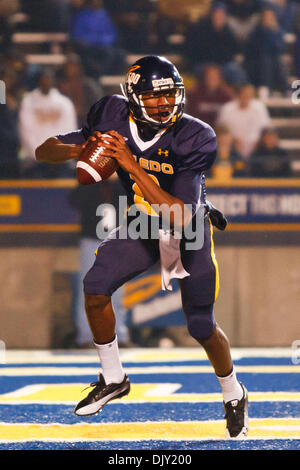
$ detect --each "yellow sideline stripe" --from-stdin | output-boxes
[0,419,300,440]
[206,178,300,187]
[1,384,300,404]
[0,178,299,188]
[1,223,299,233]
[0,224,81,232]
[0,180,77,188]
[0,223,299,233]
[226,223,300,232]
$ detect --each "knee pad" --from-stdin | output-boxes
[186,303,216,342]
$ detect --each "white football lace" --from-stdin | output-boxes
[90,145,104,159]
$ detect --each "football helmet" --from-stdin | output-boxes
[121,55,185,130]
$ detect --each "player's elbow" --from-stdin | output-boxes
[35,143,44,161]
[35,140,49,162]
[35,137,57,162]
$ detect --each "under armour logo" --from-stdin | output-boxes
[158,148,169,157]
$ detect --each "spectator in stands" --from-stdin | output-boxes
[185,64,234,127]
[111,0,163,54]
[184,2,247,84]
[0,51,27,104]
[263,0,299,34]
[244,6,288,94]
[70,0,125,77]
[217,84,271,159]
[155,0,203,55]
[69,175,130,348]
[0,0,19,54]
[0,69,20,179]
[156,0,211,24]
[142,11,176,55]
[249,127,292,177]
[210,124,247,179]
[18,69,77,178]
[57,54,103,125]
[117,11,152,54]
[226,0,262,45]
[116,9,175,55]
[294,10,300,78]
[20,0,71,32]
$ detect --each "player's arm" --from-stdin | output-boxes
[133,165,192,229]
[35,137,83,163]
[35,97,117,164]
[102,131,192,229]
[35,101,102,164]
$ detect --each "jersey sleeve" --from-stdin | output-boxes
[81,96,111,139]
[55,129,86,145]
[55,96,111,144]
[169,170,202,215]
[177,123,217,173]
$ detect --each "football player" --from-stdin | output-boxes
[36,56,248,439]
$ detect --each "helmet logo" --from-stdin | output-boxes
[128,65,141,73]
[128,72,141,86]
[127,72,141,93]
[152,78,174,89]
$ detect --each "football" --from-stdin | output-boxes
[76,134,119,184]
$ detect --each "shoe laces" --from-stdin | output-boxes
[224,400,242,423]
[81,377,104,394]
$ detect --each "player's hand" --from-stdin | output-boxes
[67,144,83,160]
[75,131,103,159]
[83,131,103,149]
[100,130,139,174]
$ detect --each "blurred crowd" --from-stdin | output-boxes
[1,0,300,179]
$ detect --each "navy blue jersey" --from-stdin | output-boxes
[56,95,217,214]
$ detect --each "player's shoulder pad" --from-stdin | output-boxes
[173,113,217,155]
[86,94,129,130]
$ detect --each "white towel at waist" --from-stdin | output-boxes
[158,228,190,291]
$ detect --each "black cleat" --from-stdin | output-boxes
[224,382,249,439]
[74,374,130,416]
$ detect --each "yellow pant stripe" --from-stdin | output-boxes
[209,221,220,302]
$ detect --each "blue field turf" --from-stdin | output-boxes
[0,349,299,451]
[0,440,299,451]
[1,372,299,394]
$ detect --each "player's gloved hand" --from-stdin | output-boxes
[205,200,227,231]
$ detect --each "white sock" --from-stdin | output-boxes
[94,335,125,385]
[217,367,243,404]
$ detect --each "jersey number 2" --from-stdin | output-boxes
[132,174,159,216]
